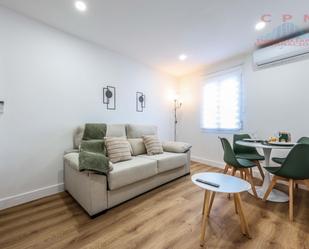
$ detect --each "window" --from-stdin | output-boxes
[201,67,243,132]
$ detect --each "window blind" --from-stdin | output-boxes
[201,67,243,131]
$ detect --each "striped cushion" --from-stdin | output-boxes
[143,135,163,155]
[105,137,132,163]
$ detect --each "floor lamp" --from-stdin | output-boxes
[174,98,182,141]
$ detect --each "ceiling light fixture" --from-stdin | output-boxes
[75,1,87,12]
[179,54,187,61]
[255,21,266,31]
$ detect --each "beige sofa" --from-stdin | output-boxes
[63,124,191,216]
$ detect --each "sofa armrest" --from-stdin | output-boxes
[64,148,79,155]
[162,141,192,153]
[64,163,108,216]
[64,152,114,173]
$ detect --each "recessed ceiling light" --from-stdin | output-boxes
[255,21,266,31]
[179,54,187,61]
[75,1,87,12]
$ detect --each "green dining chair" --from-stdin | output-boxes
[263,144,309,221]
[219,137,258,197]
[233,134,265,180]
[272,137,309,165]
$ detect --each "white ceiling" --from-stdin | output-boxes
[1,0,308,77]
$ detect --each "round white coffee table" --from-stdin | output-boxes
[236,141,294,202]
[192,172,251,247]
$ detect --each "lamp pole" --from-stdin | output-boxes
[174,99,182,141]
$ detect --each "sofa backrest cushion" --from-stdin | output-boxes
[73,124,157,149]
[106,124,126,137]
[73,124,126,149]
[73,126,85,149]
[126,124,157,138]
[128,138,147,156]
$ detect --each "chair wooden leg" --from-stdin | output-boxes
[263,176,277,201]
[232,167,236,176]
[303,180,309,190]
[228,167,237,199]
[223,164,229,174]
[240,169,244,179]
[207,192,216,217]
[289,179,294,222]
[235,193,251,238]
[245,168,258,198]
[200,190,211,246]
[249,168,253,180]
[294,182,298,191]
[255,160,265,180]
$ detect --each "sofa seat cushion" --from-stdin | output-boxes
[108,157,158,190]
[138,152,187,173]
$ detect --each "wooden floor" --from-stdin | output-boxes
[1,163,309,249]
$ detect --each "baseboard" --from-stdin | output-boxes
[192,155,263,177]
[0,183,64,211]
[191,155,225,169]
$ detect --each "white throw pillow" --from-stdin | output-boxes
[162,141,192,153]
[105,137,132,163]
[142,135,164,155]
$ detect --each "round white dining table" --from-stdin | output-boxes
[236,141,294,202]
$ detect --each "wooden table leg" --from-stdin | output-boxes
[235,193,251,238]
[202,190,207,215]
[207,192,216,217]
[233,194,238,215]
[200,190,211,246]
[234,194,245,235]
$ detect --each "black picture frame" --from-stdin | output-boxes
[103,86,116,110]
[136,92,146,112]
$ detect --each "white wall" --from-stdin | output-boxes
[0,7,177,209]
[178,54,309,167]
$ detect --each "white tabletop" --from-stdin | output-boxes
[192,172,251,193]
[236,141,294,150]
